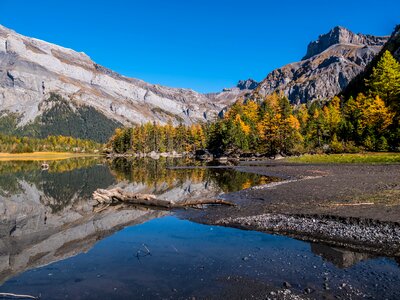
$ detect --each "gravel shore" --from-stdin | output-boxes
[181,160,400,256]
[218,213,400,257]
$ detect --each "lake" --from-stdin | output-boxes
[0,157,399,299]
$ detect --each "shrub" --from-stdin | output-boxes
[343,141,360,153]
[329,135,344,153]
[376,136,389,151]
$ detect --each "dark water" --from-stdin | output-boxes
[0,158,399,299]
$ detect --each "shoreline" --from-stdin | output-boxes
[218,213,400,257]
[106,151,400,164]
[0,152,101,161]
[179,160,400,257]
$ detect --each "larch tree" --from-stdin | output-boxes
[365,50,400,111]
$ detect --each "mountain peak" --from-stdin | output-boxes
[236,78,258,90]
[302,26,388,60]
[255,26,390,104]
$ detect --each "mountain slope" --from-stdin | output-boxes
[0,25,222,142]
[205,78,259,107]
[341,25,400,99]
[253,26,388,104]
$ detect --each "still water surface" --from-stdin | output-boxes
[0,158,399,299]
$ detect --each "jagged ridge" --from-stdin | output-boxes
[253,26,389,104]
[341,24,400,99]
[303,26,388,60]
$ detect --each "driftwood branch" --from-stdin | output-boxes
[92,188,235,209]
[0,293,39,300]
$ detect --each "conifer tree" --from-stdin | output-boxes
[366,50,400,111]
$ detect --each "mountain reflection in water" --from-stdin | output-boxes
[0,158,399,300]
[0,157,275,284]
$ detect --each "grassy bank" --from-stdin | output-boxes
[287,153,400,164]
[0,152,101,161]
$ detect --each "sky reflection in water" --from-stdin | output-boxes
[0,158,399,299]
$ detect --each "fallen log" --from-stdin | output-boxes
[92,188,235,209]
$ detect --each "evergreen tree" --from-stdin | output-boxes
[365,50,400,111]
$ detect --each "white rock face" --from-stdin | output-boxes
[205,78,259,112]
[254,27,389,104]
[0,24,223,127]
[0,175,223,283]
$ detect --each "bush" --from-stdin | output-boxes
[376,136,389,151]
[329,135,344,153]
[288,143,307,156]
[363,136,376,151]
[343,141,360,153]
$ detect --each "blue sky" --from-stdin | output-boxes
[0,0,399,93]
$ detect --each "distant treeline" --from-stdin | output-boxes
[0,134,102,153]
[109,50,400,155]
[110,123,206,154]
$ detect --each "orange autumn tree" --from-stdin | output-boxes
[110,121,207,154]
[206,99,261,153]
[343,93,394,150]
[257,93,303,155]
[109,51,400,156]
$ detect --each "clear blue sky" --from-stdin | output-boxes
[0,0,399,93]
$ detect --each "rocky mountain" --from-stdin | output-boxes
[0,24,393,143]
[205,78,259,107]
[342,24,400,99]
[253,26,389,104]
[0,25,222,142]
[236,78,259,90]
[303,26,388,60]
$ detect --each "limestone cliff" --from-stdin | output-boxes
[0,25,222,142]
[303,26,387,60]
[205,78,259,108]
[341,24,400,99]
[254,26,388,104]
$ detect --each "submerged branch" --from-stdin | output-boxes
[0,293,39,300]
